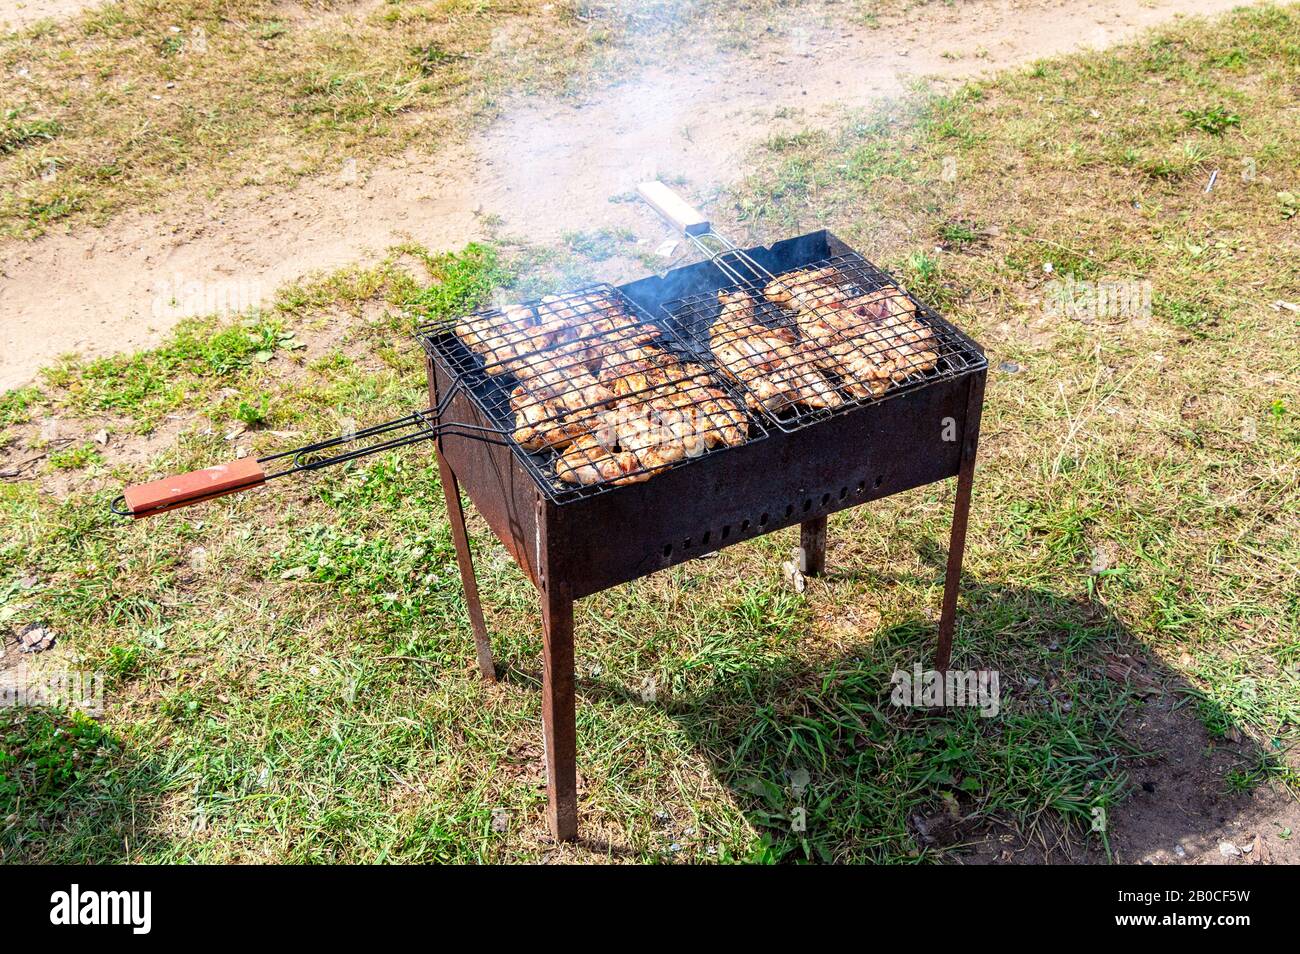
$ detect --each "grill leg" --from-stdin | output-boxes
[935,373,985,672]
[436,450,496,682]
[428,353,495,682]
[934,461,973,672]
[541,587,578,842]
[798,516,827,576]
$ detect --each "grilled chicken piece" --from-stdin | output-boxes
[537,298,645,348]
[510,375,615,453]
[794,287,939,388]
[555,433,640,486]
[510,387,601,453]
[456,304,547,374]
[508,340,618,453]
[679,386,748,449]
[843,286,919,321]
[457,293,644,375]
[466,293,750,488]
[763,271,940,395]
[555,377,750,486]
[763,266,850,311]
[595,342,673,383]
[507,342,602,397]
[709,292,842,411]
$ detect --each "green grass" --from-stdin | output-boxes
[40,315,291,432]
[1181,105,1241,135]
[563,228,637,263]
[2,4,1298,864]
[0,109,60,155]
[46,443,104,471]
[0,386,42,428]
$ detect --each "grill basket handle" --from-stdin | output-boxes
[112,395,511,519]
[637,181,711,237]
[637,181,773,287]
[116,458,267,519]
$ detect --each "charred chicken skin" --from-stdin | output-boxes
[759,268,940,398]
[456,294,750,486]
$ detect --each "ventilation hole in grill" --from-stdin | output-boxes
[856,480,866,495]
[802,499,812,513]
[784,503,794,518]
[683,537,692,550]
[741,519,751,532]
[721,525,730,540]
[702,530,711,545]
[759,512,769,527]
[839,486,848,501]
[821,492,831,506]
[663,543,673,558]
[874,475,885,489]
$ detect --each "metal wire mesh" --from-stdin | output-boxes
[419,284,766,503]
[661,253,987,431]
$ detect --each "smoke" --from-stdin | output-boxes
[481,0,782,257]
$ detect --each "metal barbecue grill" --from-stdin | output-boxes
[116,184,988,842]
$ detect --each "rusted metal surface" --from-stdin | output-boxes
[540,529,578,842]
[437,452,497,682]
[122,457,266,518]
[429,357,497,682]
[798,516,827,577]
[935,371,986,672]
[430,356,545,589]
[428,342,973,599]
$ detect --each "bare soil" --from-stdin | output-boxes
[965,675,1300,865]
[0,0,1251,391]
[0,0,99,31]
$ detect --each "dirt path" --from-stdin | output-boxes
[0,0,98,31]
[0,0,1252,390]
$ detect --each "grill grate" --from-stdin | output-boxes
[662,253,986,431]
[418,284,766,504]
[416,251,985,503]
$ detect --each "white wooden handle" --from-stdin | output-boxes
[637,181,710,237]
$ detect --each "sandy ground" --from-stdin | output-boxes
[0,0,101,31]
[0,0,1253,390]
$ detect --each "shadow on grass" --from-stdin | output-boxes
[0,704,170,863]
[6,577,1293,864]
[576,571,1297,864]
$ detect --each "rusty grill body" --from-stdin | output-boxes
[422,230,985,597]
[420,229,987,840]
[119,201,988,844]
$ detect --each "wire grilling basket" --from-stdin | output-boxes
[417,283,767,504]
[661,251,986,432]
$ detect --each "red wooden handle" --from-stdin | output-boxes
[122,457,267,518]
